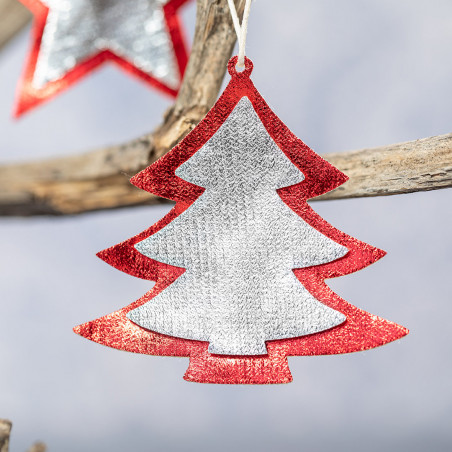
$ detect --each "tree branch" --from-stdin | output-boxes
[0,419,47,452]
[0,420,11,452]
[0,0,450,216]
[26,443,46,452]
[319,133,452,201]
[0,0,31,51]
[1,131,450,216]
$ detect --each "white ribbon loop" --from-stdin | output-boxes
[227,0,253,69]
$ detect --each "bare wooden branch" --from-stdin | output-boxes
[26,443,46,452]
[0,420,47,452]
[318,133,452,201]
[0,420,11,452]
[1,132,450,216]
[0,0,32,51]
[0,0,450,216]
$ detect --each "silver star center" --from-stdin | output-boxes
[33,0,180,89]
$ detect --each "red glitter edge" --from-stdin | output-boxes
[74,56,408,384]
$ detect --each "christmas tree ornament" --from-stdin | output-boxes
[14,0,191,116]
[74,1,408,384]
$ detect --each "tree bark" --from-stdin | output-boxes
[318,133,452,201]
[0,420,11,452]
[26,443,46,452]
[0,0,31,51]
[0,132,450,216]
[0,419,47,452]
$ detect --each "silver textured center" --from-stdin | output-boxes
[33,0,179,89]
[128,97,348,355]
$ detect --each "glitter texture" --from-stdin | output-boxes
[15,0,190,116]
[128,97,348,355]
[74,56,409,384]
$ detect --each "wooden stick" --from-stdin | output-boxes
[0,0,31,51]
[0,420,11,452]
[319,133,452,201]
[26,443,46,452]
[1,132,450,216]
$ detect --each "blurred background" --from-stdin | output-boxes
[0,0,451,450]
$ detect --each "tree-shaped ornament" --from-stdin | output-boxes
[74,57,408,384]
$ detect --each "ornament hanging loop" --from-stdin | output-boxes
[228,56,253,77]
[227,0,253,69]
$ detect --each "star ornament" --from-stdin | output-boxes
[15,0,191,116]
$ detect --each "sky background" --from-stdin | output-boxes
[0,0,451,451]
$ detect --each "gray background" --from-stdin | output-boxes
[0,1,451,451]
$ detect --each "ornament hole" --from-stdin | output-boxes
[228,56,253,77]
